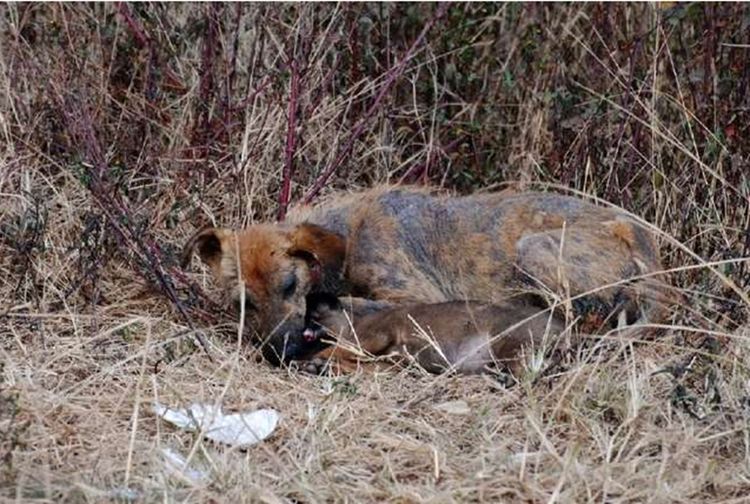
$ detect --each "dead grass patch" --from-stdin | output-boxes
[2,3,749,502]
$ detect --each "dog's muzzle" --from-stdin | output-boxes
[260,327,329,366]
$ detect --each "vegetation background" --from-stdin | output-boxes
[1,3,749,502]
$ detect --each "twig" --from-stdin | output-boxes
[230,75,273,113]
[116,2,150,48]
[278,59,301,221]
[278,11,318,220]
[191,4,221,154]
[399,136,464,185]
[57,90,214,359]
[116,4,177,107]
[302,2,451,204]
[227,4,243,98]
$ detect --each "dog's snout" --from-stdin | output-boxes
[302,328,317,342]
[260,322,325,365]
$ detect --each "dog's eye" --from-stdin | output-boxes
[282,273,297,299]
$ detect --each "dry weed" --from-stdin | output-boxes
[1,3,749,502]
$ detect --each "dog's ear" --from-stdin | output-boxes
[288,223,346,285]
[181,226,231,271]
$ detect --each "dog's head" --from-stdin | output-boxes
[181,223,346,364]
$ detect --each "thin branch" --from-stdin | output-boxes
[302,2,451,204]
[399,136,464,185]
[57,90,214,359]
[116,2,150,48]
[278,59,301,221]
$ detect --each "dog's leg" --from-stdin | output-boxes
[515,221,665,330]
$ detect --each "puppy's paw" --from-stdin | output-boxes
[297,357,331,375]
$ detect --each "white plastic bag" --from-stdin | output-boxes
[153,402,279,448]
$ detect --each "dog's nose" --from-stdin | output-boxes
[302,328,316,342]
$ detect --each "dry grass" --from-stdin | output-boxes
[2,3,750,502]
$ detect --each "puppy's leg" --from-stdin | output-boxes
[338,296,395,317]
[302,333,395,374]
[303,346,390,374]
[489,314,566,378]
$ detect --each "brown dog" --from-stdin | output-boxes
[301,293,567,375]
[181,186,668,364]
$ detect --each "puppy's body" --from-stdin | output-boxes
[305,294,566,374]
[182,186,668,364]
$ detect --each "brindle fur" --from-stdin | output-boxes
[303,293,567,375]
[181,186,668,364]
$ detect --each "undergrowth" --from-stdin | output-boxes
[1,3,749,502]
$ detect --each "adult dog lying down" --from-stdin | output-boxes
[301,293,567,375]
[181,186,667,365]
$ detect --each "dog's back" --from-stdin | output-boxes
[295,187,667,331]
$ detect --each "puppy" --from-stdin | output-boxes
[302,293,567,375]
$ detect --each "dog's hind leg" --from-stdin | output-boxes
[514,220,667,331]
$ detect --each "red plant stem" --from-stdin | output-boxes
[227,3,243,95]
[302,2,450,204]
[306,58,339,119]
[278,59,301,221]
[117,2,150,48]
[399,136,464,185]
[191,4,219,152]
[116,3,188,99]
[56,91,214,359]
[231,75,273,112]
